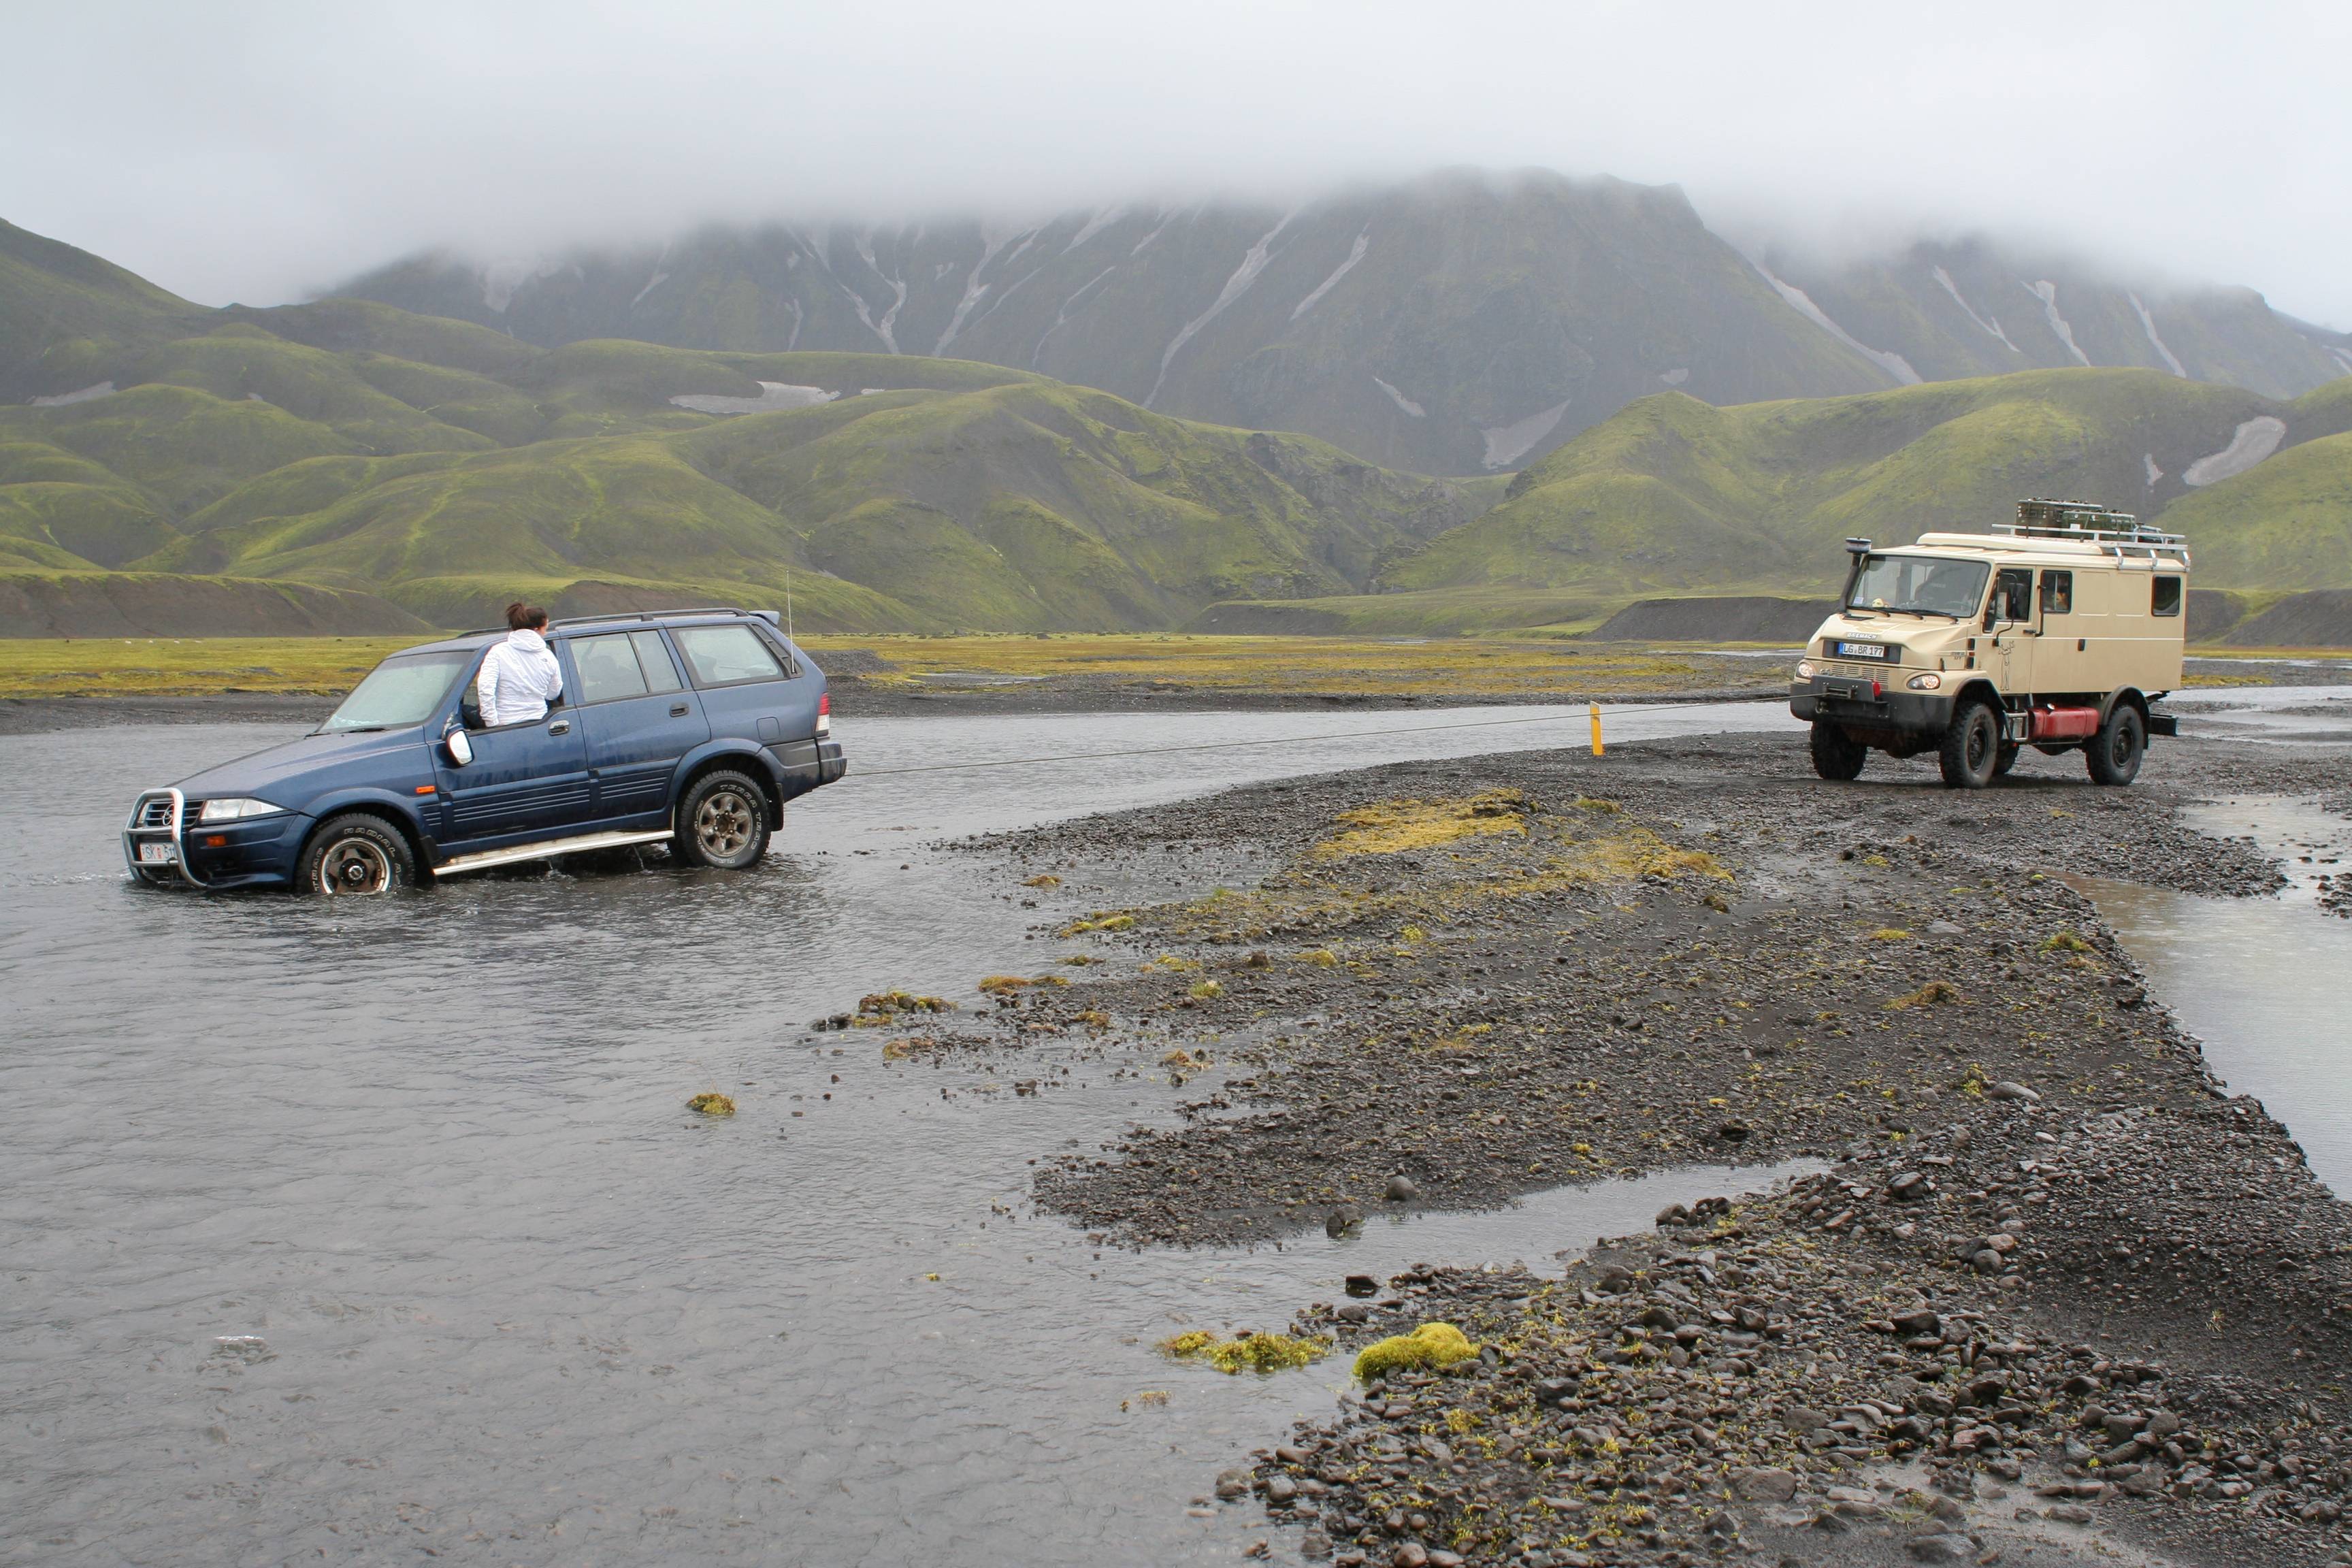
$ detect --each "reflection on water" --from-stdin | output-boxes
[2074,796,2352,1196]
[1,703,1805,1567]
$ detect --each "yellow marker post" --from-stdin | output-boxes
[1589,702,1604,756]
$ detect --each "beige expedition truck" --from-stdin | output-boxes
[1790,500,2187,789]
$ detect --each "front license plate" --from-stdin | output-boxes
[137,841,177,864]
[1835,641,1887,659]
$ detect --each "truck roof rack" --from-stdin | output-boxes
[1997,498,2187,553]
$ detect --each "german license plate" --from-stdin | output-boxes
[137,841,177,864]
[1835,641,1888,659]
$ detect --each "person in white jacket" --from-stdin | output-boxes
[476,602,564,726]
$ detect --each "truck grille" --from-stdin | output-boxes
[134,794,175,828]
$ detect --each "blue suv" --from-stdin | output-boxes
[122,608,847,894]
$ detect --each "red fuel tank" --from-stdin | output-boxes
[2029,705,2101,742]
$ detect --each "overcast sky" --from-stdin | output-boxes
[5,0,2347,327]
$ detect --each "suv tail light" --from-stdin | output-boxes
[816,691,831,738]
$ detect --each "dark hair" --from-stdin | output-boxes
[506,600,548,632]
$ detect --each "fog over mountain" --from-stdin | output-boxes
[4,1,2350,330]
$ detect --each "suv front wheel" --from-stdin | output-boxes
[675,769,772,869]
[299,813,415,895]
[1938,700,2002,789]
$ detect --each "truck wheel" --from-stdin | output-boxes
[1993,743,2020,778]
[1938,700,2001,789]
[1809,721,1867,781]
[299,813,414,895]
[675,769,772,869]
[2087,705,2146,786]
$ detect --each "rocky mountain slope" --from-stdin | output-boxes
[337,170,2352,476]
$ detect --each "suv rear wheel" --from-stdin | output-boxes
[675,769,772,869]
[1809,720,1867,781]
[2086,704,2146,786]
[299,813,414,895]
[1939,700,2001,789]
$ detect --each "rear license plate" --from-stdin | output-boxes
[137,841,177,864]
[1835,641,1888,659]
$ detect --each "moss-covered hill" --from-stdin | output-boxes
[1,221,1497,632]
[3,216,2349,638]
[1370,369,2352,603]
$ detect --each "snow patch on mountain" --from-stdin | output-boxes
[2025,281,2091,366]
[1659,368,1688,387]
[933,226,1021,354]
[1291,230,1370,322]
[2183,416,2287,487]
[2129,293,2189,378]
[1062,206,1124,254]
[1146,212,1296,408]
[29,382,114,406]
[1931,267,2017,352]
[852,237,908,353]
[1748,257,1921,385]
[480,258,572,314]
[2144,453,2164,487]
[1371,376,1425,418]
[1482,399,1571,470]
[670,382,838,415]
[1032,266,1120,368]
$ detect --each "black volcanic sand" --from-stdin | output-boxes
[920,731,2352,1567]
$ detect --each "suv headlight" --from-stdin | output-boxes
[1906,673,1942,691]
[1794,660,1816,680]
[197,796,284,823]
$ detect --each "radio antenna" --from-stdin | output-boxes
[785,560,795,642]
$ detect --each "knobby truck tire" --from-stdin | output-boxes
[675,769,772,869]
[299,813,414,895]
[1809,720,1867,781]
[1939,701,2001,789]
[2087,704,2145,786]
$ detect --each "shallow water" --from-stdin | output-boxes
[1,701,1806,1567]
[2076,796,2352,1195]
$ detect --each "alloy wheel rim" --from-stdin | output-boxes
[320,838,391,894]
[696,791,753,856]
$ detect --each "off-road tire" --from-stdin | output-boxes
[1993,742,2021,778]
[675,770,771,869]
[1938,700,2001,790]
[299,813,414,896]
[2087,704,2146,786]
[1809,721,1867,781]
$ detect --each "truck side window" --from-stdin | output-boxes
[673,624,785,687]
[2040,570,2072,615]
[2152,576,2183,617]
[1993,568,2033,623]
[630,631,684,693]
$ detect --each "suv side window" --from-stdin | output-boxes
[2152,575,2183,617]
[631,631,684,693]
[2040,570,2072,615]
[573,633,651,704]
[672,624,785,688]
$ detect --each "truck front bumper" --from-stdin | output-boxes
[1790,678,1956,738]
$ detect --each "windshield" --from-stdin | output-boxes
[319,651,473,733]
[1847,554,1989,617]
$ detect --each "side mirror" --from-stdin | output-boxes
[444,728,474,767]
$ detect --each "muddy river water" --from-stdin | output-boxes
[0,696,2341,1565]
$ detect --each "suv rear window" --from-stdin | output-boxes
[572,630,689,703]
[672,624,785,687]
[2152,576,2183,617]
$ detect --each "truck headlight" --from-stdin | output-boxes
[197,796,284,823]
[1906,673,1942,691]
[1794,660,1816,680]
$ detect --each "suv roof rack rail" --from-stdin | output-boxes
[460,606,779,636]
[1997,497,2187,551]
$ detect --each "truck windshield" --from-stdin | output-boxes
[1848,555,1989,618]
[318,651,473,733]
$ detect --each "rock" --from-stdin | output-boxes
[1702,1509,1739,1539]
[1215,1468,1251,1499]
[1733,1467,1799,1501]
[1890,1171,1928,1200]
[1927,920,1964,936]
[1988,1081,2040,1102]
[2048,1504,2093,1523]
[1892,1309,1942,1336]
[1656,1203,1693,1227]
[1266,1475,1298,1503]
[1326,1205,1362,1238]
[1345,1274,1379,1297]
[1782,1405,1831,1432]
[1594,1267,1635,1294]
[1392,1545,1428,1568]
[1300,1527,1332,1559]
[1906,1535,1976,1563]
[1385,1175,1420,1203]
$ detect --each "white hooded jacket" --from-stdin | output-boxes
[477,627,564,726]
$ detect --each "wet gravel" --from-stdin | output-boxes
[942,728,2352,1565]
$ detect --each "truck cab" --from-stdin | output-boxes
[1790,500,2186,789]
